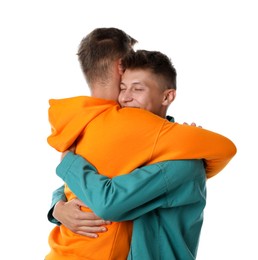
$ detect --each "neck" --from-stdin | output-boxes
[89,62,121,101]
[90,85,119,101]
[159,108,168,119]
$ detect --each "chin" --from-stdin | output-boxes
[127,106,140,109]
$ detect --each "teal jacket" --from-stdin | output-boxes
[52,152,206,259]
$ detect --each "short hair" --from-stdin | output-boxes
[77,28,137,86]
[121,50,177,90]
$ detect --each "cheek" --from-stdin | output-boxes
[118,93,123,104]
[148,96,162,111]
[139,96,152,108]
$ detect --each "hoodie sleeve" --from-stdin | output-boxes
[47,96,117,152]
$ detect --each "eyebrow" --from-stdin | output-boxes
[120,81,146,87]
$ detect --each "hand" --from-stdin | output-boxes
[60,143,76,161]
[53,198,111,237]
[183,122,202,128]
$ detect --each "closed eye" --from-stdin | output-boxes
[120,82,127,91]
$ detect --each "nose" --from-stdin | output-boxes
[120,90,133,103]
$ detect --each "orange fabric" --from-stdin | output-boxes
[46,96,236,259]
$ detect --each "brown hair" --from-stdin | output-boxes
[77,28,137,86]
[122,50,177,90]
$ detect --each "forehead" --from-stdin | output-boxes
[122,68,158,84]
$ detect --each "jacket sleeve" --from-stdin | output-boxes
[57,152,205,221]
[47,185,67,225]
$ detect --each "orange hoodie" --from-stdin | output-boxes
[46,96,236,260]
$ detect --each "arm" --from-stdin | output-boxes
[57,152,205,221]
[153,121,237,178]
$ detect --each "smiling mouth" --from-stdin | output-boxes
[122,105,140,109]
[126,106,140,109]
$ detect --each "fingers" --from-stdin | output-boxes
[69,143,76,152]
[183,122,196,126]
[69,216,111,237]
[183,122,202,128]
[75,225,109,238]
[60,150,70,161]
[82,216,111,226]
[60,143,76,161]
[72,198,88,208]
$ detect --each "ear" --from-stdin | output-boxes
[162,89,176,106]
[118,59,124,75]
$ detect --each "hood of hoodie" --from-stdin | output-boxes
[47,96,118,152]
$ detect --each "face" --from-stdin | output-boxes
[119,69,175,117]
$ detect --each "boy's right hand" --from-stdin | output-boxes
[53,198,111,237]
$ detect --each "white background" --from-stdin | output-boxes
[1,0,257,259]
